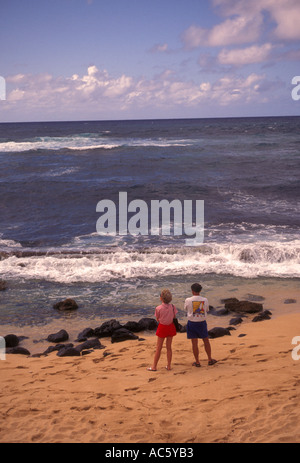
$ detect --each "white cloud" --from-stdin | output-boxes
[182,13,263,49]
[182,0,300,49]
[218,43,273,66]
[211,73,265,105]
[268,0,300,40]
[149,43,169,53]
[213,0,300,40]
[2,65,275,121]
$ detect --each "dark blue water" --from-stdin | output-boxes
[0,117,299,327]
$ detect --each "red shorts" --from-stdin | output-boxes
[156,323,177,338]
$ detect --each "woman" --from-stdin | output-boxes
[147,289,178,371]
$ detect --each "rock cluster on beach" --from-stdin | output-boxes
[1,294,279,358]
[4,317,160,358]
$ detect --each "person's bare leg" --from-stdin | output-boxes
[191,339,200,365]
[203,337,217,365]
[149,337,164,370]
[166,337,173,370]
[203,337,211,361]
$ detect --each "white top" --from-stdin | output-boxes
[184,295,209,322]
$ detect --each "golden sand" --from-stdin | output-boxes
[0,312,300,443]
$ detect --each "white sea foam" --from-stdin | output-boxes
[0,137,119,152]
[0,234,22,248]
[46,167,79,177]
[0,241,299,283]
[0,135,193,153]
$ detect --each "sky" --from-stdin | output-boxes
[1,0,300,122]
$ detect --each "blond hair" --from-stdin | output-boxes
[160,289,172,304]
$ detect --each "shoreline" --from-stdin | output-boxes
[0,275,299,355]
[0,311,300,443]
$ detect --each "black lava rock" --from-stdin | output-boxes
[4,334,19,348]
[47,329,69,343]
[94,319,123,338]
[208,327,231,339]
[111,328,139,343]
[53,299,78,311]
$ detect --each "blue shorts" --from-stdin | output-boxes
[187,320,208,339]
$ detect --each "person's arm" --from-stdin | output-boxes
[184,299,190,317]
[155,306,160,323]
[204,298,209,316]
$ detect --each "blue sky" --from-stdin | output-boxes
[1,0,300,122]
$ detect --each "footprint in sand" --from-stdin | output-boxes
[119,347,129,353]
[148,377,157,383]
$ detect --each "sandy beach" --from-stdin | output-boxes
[1,311,299,444]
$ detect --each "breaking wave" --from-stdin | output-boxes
[0,134,193,153]
[0,241,299,283]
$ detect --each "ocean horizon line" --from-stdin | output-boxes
[1,114,300,126]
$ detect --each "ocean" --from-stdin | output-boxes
[0,117,299,334]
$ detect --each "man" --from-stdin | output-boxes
[184,283,217,367]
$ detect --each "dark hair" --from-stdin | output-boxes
[191,283,202,293]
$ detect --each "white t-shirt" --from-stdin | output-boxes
[184,295,209,322]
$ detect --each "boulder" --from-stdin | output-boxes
[75,338,104,352]
[6,346,30,356]
[53,299,78,311]
[224,299,263,314]
[111,328,139,343]
[215,308,229,316]
[123,321,143,332]
[252,310,272,323]
[47,329,69,343]
[81,350,93,356]
[220,297,239,305]
[137,318,158,331]
[94,319,122,338]
[123,318,159,332]
[229,317,243,326]
[57,346,81,357]
[43,343,74,355]
[76,327,95,342]
[4,334,19,348]
[208,327,231,339]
